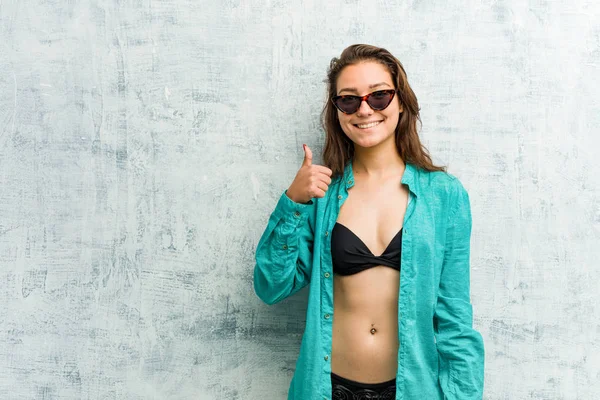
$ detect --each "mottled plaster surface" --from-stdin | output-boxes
[0,1,599,399]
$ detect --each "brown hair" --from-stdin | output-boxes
[321,44,447,178]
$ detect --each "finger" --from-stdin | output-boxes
[302,144,313,167]
[312,187,326,198]
[313,165,332,176]
[313,180,329,194]
[316,172,332,186]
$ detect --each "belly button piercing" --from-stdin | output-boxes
[370,328,377,334]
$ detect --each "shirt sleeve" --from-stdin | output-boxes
[433,178,485,399]
[253,189,316,305]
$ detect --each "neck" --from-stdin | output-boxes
[352,137,405,180]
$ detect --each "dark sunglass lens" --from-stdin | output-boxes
[367,91,393,110]
[336,96,360,113]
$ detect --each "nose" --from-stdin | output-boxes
[355,98,374,117]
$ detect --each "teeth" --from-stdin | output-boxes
[356,121,381,129]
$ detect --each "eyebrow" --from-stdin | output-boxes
[337,82,392,94]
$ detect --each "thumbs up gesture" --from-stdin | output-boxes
[286,145,333,204]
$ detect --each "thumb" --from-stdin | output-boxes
[302,144,313,167]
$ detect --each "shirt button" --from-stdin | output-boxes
[325,231,329,236]
[293,211,300,217]
[282,245,287,250]
[324,355,329,361]
[324,272,330,278]
[324,313,330,319]
[347,180,353,185]
[338,195,342,200]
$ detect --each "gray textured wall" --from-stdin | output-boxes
[1,1,599,399]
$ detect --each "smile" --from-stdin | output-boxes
[354,121,382,129]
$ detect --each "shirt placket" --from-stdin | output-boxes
[396,182,417,399]
[321,172,354,399]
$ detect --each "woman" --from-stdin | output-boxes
[254,44,485,400]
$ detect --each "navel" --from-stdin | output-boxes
[370,324,377,335]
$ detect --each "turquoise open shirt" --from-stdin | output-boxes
[254,161,485,400]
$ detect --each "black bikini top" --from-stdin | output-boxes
[331,222,402,276]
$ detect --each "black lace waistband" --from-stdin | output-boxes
[331,372,396,400]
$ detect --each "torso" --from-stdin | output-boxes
[331,166,410,383]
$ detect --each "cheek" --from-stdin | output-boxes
[340,122,354,138]
[385,110,400,128]
[338,115,354,131]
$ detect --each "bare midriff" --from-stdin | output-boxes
[331,265,400,383]
[330,161,409,384]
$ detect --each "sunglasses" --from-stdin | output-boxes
[331,89,397,114]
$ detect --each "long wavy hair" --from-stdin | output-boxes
[321,44,447,178]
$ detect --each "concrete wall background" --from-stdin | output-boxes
[1,1,599,399]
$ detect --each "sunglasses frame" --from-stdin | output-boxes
[331,89,398,114]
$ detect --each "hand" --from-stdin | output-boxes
[286,144,333,204]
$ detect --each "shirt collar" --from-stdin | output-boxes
[342,159,419,196]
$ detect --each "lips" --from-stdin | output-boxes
[354,120,383,129]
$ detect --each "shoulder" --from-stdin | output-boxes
[414,168,471,221]
[416,168,468,200]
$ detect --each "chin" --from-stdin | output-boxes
[352,130,388,145]
[352,136,385,148]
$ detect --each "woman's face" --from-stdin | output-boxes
[335,61,403,149]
